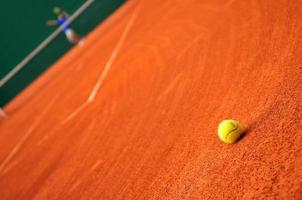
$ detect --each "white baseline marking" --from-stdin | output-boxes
[0,96,58,173]
[88,6,140,102]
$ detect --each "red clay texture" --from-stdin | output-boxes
[0,0,302,199]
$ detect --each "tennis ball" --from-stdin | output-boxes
[53,7,61,15]
[218,120,243,144]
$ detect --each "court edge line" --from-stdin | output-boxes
[61,101,90,124]
[62,5,140,123]
[88,5,140,102]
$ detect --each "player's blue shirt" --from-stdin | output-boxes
[57,17,70,32]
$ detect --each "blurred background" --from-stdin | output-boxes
[0,0,125,107]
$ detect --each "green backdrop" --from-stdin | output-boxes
[0,0,125,107]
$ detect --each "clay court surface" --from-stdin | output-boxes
[0,0,302,199]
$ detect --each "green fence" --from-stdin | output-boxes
[0,0,125,107]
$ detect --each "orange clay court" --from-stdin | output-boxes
[0,0,302,199]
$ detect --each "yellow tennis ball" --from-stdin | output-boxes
[218,120,243,144]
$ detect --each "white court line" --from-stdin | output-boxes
[61,101,90,124]
[62,5,141,123]
[0,96,58,174]
[88,6,140,102]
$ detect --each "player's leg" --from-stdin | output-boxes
[65,29,82,44]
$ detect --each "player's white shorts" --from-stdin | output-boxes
[65,29,75,39]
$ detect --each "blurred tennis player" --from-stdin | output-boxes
[46,7,82,44]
